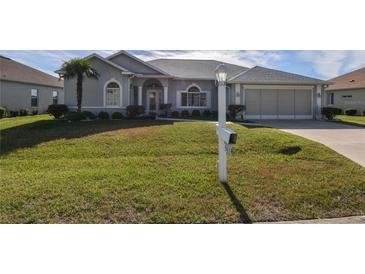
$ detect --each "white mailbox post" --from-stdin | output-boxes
[215,64,237,183]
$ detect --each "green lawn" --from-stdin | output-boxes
[336,115,365,126]
[1,115,364,223]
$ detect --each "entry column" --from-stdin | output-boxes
[138,86,143,106]
[163,86,168,104]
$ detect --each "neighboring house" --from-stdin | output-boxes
[0,55,64,113]
[63,51,329,119]
[325,67,365,115]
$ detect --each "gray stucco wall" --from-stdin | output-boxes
[0,80,64,113]
[325,89,365,115]
[167,79,218,111]
[64,57,130,110]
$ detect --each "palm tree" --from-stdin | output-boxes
[58,58,99,112]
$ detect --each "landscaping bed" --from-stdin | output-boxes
[1,115,364,223]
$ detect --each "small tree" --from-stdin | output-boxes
[321,107,342,120]
[57,58,99,112]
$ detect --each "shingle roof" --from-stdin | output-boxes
[147,59,249,80]
[326,67,365,91]
[228,66,327,85]
[0,55,63,88]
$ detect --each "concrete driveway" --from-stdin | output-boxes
[257,120,365,168]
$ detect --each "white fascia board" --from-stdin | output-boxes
[106,50,171,76]
[84,53,131,72]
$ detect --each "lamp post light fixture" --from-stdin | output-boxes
[215,64,237,183]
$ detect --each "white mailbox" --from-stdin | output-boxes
[217,127,237,145]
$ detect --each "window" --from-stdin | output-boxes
[180,85,208,107]
[327,92,334,105]
[105,82,120,106]
[52,91,58,105]
[31,88,38,107]
[342,95,352,99]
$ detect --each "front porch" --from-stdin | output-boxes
[131,78,169,113]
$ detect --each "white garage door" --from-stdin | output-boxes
[245,88,313,119]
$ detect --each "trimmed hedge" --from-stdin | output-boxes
[191,110,201,117]
[82,111,97,120]
[9,110,19,117]
[171,111,179,118]
[203,110,211,117]
[160,103,172,117]
[321,107,342,120]
[98,111,109,120]
[65,111,86,121]
[19,109,28,116]
[48,104,68,119]
[345,109,357,116]
[181,110,189,117]
[212,111,218,118]
[31,109,38,115]
[112,112,124,119]
[126,105,145,118]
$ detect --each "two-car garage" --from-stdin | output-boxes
[244,87,314,119]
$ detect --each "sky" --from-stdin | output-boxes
[1,50,364,80]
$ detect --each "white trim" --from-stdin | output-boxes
[244,85,315,90]
[186,83,202,92]
[176,84,211,109]
[106,50,170,76]
[103,78,123,107]
[84,53,131,72]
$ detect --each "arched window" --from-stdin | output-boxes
[181,85,207,107]
[105,82,120,106]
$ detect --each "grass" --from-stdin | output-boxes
[335,115,365,126]
[1,114,364,223]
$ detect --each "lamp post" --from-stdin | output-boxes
[215,64,228,183]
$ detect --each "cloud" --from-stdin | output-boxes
[297,50,365,79]
[132,50,283,68]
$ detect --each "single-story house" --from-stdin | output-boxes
[0,55,64,113]
[63,51,329,119]
[325,67,365,115]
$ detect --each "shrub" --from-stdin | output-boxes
[112,112,124,119]
[47,104,68,119]
[181,110,189,117]
[31,109,38,115]
[321,107,341,120]
[65,111,86,121]
[82,111,97,120]
[126,105,145,118]
[212,111,218,118]
[171,111,179,118]
[9,110,19,117]
[19,109,28,116]
[363,109,365,116]
[160,103,172,117]
[203,110,211,117]
[192,110,201,117]
[0,107,7,118]
[98,111,110,120]
[228,105,246,121]
[345,109,357,116]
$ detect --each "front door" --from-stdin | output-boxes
[147,90,160,112]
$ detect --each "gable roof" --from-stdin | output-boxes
[228,66,328,85]
[326,67,365,91]
[85,54,132,73]
[107,51,170,76]
[147,59,249,80]
[0,55,63,88]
